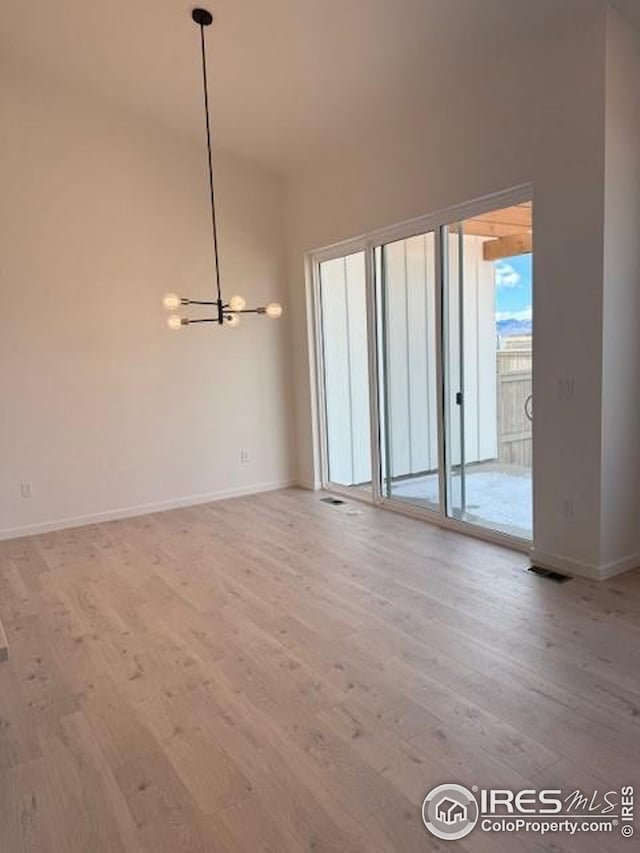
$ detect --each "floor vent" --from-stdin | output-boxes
[321,497,346,506]
[527,566,572,583]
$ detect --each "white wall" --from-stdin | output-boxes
[600,8,640,571]
[285,7,610,575]
[0,62,294,538]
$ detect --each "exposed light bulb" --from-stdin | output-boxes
[163,293,182,311]
[225,313,241,328]
[167,314,186,330]
[229,295,246,312]
[265,302,283,319]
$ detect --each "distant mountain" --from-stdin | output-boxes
[497,318,532,337]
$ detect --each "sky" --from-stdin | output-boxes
[494,254,532,323]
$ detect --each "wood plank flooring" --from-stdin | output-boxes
[0,487,639,852]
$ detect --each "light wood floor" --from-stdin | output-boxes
[0,488,639,852]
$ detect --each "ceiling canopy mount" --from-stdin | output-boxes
[191,8,213,26]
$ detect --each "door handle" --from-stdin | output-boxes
[525,394,533,422]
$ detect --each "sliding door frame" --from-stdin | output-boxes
[308,183,533,553]
[311,236,378,502]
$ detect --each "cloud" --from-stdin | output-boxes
[496,306,532,322]
[495,263,521,288]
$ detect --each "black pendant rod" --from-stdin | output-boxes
[195,10,223,313]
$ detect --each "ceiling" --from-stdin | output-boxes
[0,0,628,174]
[612,0,640,28]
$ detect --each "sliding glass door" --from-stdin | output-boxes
[445,204,533,539]
[317,251,372,495]
[377,231,441,512]
[313,190,533,545]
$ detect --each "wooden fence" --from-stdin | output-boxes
[497,348,532,467]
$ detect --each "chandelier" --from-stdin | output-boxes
[163,8,283,329]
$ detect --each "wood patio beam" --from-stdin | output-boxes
[483,232,533,261]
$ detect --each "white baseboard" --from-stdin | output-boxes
[530,549,601,579]
[598,551,640,580]
[530,548,640,581]
[296,479,321,491]
[0,480,297,542]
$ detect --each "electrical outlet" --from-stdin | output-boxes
[20,482,32,499]
[240,449,250,464]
